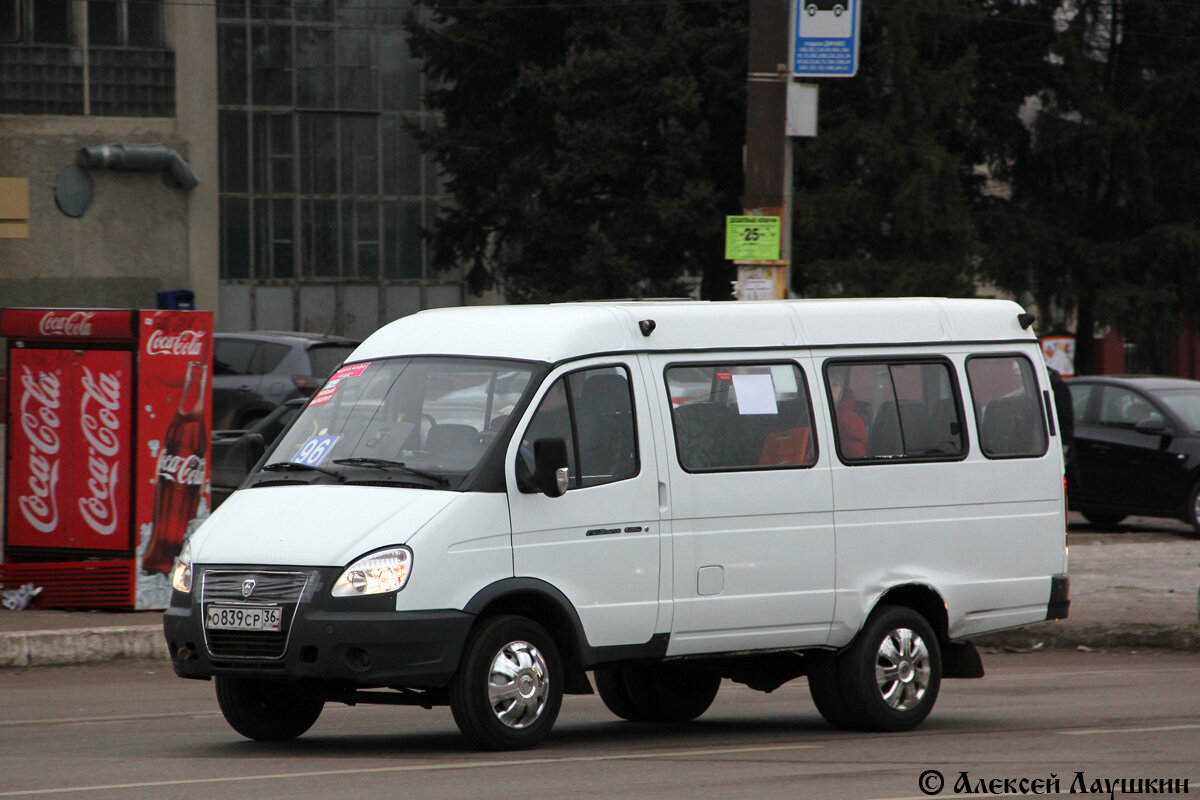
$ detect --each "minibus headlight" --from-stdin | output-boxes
[332,547,413,597]
[170,540,193,594]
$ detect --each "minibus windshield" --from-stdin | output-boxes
[256,356,538,489]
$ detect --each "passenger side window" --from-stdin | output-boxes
[1097,387,1162,428]
[667,363,815,472]
[519,366,638,491]
[966,355,1049,458]
[826,360,965,461]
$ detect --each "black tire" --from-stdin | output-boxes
[621,665,720,723]
[593,667,647,721]
[1081,509,1127,527]
[214,676,324,741]
[449,615,563,751]
[806,652,856,730]
[838,606,942,732]
[1186,481,1200,538]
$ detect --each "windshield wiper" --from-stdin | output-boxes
[332,457,450,487]
[260,461,346,482]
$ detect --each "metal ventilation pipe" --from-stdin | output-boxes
[76,143,200,191]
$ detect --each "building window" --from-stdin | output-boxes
[88,0,165,48]
[0,0,172,116]
[217,0,452,310]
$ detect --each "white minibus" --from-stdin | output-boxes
[164,298,1069,750]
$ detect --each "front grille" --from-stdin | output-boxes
[200,569,311,660]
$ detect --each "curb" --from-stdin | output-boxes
[974,621,1200,652]
[1,621,1198,671]
[0,626,167,669]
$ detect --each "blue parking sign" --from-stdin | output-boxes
[793,0,861,78]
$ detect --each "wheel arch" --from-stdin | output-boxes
[871,583,983,679]
[462,578,593,694]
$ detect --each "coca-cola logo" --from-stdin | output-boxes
[146,330,205,357]
[157,453,206,486]
[16,367,63,534]
[78,367,123,537]
[37,311,94,337]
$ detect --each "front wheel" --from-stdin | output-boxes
[215,676,324,741]
[449,615,563,750]
[838,606,942,732]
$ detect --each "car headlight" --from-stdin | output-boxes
[170,540,193,594]
[332,547,412,597]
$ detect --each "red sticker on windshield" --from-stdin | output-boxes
[716,372,733,381]
[330,362,369,382]
[309,384,340,406]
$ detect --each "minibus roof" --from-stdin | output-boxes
[351,298,1036,364]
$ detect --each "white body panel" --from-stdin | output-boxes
[507,356,665,648]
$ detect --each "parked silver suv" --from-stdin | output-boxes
[211,331,359,430]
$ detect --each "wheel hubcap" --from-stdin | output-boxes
[875,627,930,711]
[487,640,549,728]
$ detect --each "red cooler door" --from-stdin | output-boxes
[5,348,135,552]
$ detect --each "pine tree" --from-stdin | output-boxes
[405,0,747,302]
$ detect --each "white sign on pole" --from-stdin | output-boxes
[792,0,862,78]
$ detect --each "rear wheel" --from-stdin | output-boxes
[449,615,563,750]
[838,606,941,732]
[620,665,720,723]
[593,667,646,721]
[215,676,324,741]
[806,652,856,729]
[1186,481,1200,537]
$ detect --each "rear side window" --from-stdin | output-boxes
[252,342,292,373]
[666,363,815,472]
[826,359,965,462]
[966,355,1048,458]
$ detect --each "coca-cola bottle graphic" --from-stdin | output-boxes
[144,361,208,574]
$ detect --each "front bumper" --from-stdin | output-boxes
[163,564,473,688]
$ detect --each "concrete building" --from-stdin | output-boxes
[1,0,465,340]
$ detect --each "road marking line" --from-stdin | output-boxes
[1059,723,1200,735]
[0,742,823,797]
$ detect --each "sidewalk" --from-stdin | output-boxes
[2,521,1198,669]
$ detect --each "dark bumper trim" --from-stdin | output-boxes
[1046,573,1070,621]
[164,603,473,688]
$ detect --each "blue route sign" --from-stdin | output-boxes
[792,0,862,78]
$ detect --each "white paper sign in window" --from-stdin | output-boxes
[732,373,778,415]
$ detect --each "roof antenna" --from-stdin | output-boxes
[639,319,656,337]
[1018,312,1036,330]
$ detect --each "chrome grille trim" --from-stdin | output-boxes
[202,570,309,603]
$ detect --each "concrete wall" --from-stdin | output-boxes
[0,0,217,317]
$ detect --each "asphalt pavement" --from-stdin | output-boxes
[1,517,1197,669]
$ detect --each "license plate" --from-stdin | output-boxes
[206,605,282,632]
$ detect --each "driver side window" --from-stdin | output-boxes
[518,366,638,491]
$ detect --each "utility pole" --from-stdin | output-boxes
[737,0,792,300]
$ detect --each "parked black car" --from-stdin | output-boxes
[212,331,359,430]
[210,398,306,508]
[1065,375,1200,533]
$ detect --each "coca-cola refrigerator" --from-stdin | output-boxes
[1,308,213,609]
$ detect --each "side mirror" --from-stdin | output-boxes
[532,437,570,497]
[1134,417,1171,438]
[244,433,266,474]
